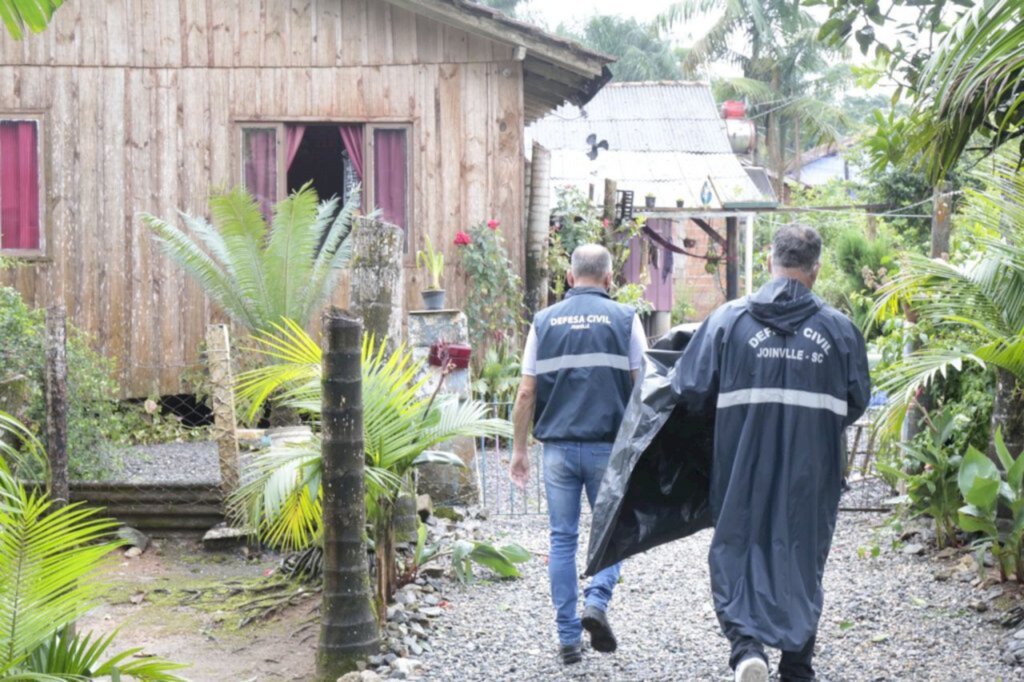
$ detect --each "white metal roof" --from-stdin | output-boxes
[527,81,773,209]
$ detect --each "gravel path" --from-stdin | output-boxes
[419,511,1024,681]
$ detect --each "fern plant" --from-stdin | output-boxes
[229,320,511,605]
[142,183,362,331]
[0,412,187,681]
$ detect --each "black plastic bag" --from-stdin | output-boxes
[585,326,715,576]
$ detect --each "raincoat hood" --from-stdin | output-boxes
[746,277,822,335]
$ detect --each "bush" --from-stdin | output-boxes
[0,286,205,479]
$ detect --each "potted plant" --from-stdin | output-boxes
[675,197,685,208]
[645,192,656,209]
[416,234,446,310]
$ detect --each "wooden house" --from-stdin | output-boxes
[0,0,611,397]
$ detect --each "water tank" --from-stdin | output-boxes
[721,100,746,119]
[725,118,756,154]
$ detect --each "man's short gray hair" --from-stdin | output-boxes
[571,244,613,280]
[772,225,822,273]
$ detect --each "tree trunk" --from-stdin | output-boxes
[316,310,379,681]
[44,306,68,509]
[349,217,404,355]
[525,142,551,318]
[989,369,1024,467]
[930,182,953,259]
[349,216,416,545]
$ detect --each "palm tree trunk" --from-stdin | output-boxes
[316,310,378,681]
[989,369,1024,467]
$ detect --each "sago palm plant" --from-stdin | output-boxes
[142,183,361,331]
[229,320,512,605]
[0,412,186,681]
[870,157,1024,460]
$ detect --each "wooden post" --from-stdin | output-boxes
[602,178,617,225]
[726,216,739,300]
[44,306,68,508]
[205,324,240,501]
[525,142,551,316]
[317,309,379,680]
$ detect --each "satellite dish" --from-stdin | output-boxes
[586,133,609,160]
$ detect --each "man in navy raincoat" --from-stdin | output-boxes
[672,225,871,682]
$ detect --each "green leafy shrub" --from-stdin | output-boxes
[456,220,526,358]
[0,286,123,479]
[877,407,964,548]
[957,429,1024,582]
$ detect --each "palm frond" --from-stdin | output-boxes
[141,214,259,330]
[299,187,363,324]
[209,188,273,330]
[0,473,120,673]
[265,184,321,324]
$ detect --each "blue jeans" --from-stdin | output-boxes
[542,441,622,645]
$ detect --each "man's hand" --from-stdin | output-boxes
[509,446,530,490]
[510,375,537,492]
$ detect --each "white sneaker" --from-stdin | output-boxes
[734,655,769,682]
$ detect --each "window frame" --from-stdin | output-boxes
[0,112,47,259]
[233,119,413,244]
[366,123,413,248]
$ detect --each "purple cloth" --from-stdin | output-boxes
[339,125,364,180]
[285,124,306,170]
[243,128,277,221]
[373,128,407,229]
[0,121,39,250]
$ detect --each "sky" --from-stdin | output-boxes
[518,0,712,44]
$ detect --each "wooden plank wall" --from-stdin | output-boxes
[0,0,525,397]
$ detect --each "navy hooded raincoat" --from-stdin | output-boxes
[674,277,871,650]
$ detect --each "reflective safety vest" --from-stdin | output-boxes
[532,286,635,442]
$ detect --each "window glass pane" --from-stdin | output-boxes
[242,127,277,221]
[0,120,40,250]
[373,128,408,229]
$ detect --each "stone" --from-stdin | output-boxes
[124,546,142,559]
[201,523,252,551]
[396,590,416,606]
[410,642,423,657]
[338,672,379,682]
[409,623,427,639]
[367,655,385,667]
[391,658,420,676]
[419,606,443,617]
[116,526,150,551]
[933,569,952,582]
[901,543,925,556]
[421,566,445,579]
[383,653,398,665]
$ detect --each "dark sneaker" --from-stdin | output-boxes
[559,641,582,665]
[581,605,617,653]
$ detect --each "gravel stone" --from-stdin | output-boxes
[415,511,1024,681]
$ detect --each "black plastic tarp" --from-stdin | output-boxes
[584,326,715,577]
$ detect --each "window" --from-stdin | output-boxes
[0,119,41,253]
[239,122,410,235]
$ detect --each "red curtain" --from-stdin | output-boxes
[285,124,306,170]
[373,128,407,229]
[243,128,277,221]
[339,125,363,180]
[0,121,40,250]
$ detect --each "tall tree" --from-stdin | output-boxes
[316,311,379,680]
[564,15,681,83]
[661,0,851,194]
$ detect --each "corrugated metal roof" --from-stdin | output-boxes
[528,81,774,209]
[528,82,734,154]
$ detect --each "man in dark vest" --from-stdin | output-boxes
[509,243,647,665]
[672,225,871,682]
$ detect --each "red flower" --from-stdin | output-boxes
[602,218,610,228]
[454,231,472,246]
[487,219,500,230]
